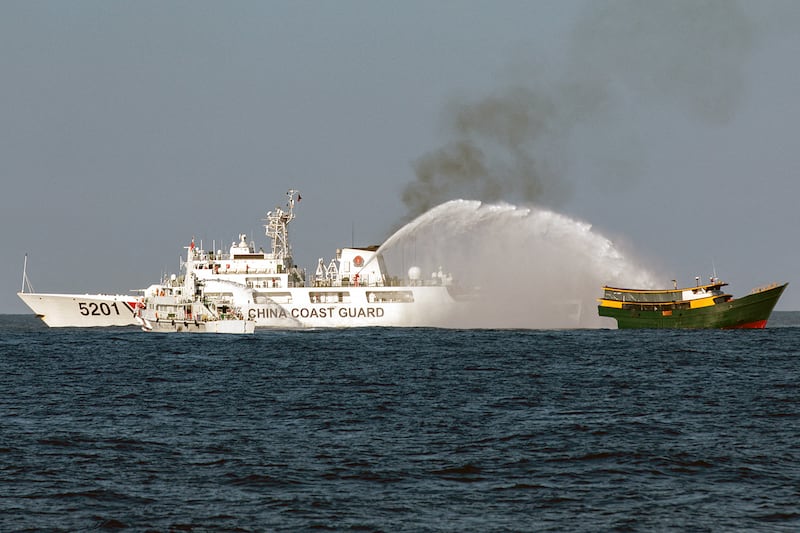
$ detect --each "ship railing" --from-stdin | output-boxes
[308,277,453,288]
[750,283,780,294]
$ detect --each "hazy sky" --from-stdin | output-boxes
[3,0,800,314]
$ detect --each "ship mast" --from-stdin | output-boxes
[264,189,300,262]
[20,254,35,293]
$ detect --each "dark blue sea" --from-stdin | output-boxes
[2,314,799,532]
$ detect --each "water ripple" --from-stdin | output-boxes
[1,316,800,531]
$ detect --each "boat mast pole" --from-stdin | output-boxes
[21,254,27,293]
[20,254,34,293]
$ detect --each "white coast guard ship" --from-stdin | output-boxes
[17,255,142,327]
[169,189,460,328]
[18,190,463,328]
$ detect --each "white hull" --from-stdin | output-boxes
[17,292,140,328]
[239,285,458,328]
[17,285,461,329]
[138,317,255,334]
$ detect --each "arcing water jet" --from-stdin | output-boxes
[377,200,657,328]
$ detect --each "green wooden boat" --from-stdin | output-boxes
[597,280,788,329]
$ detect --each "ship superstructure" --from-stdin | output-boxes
[181,190,459,327]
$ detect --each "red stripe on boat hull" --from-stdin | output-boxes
[725,320,768,329]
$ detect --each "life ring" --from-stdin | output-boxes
[353,255,364,267]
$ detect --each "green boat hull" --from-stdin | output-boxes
[598,283,787,329]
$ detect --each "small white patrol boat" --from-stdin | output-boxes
[135,275,255,335]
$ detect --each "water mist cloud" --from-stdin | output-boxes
[379,200,657,328]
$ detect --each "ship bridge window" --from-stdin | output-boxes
[204,291,234,297]
[255,292,292,304]
[621,302,690,311]
[310,291,350,304]
[246,276,282,288]
[254,292,292,304]
[366,290,415,303]
[604,290,681,303]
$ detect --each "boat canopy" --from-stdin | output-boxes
[602,281,729,303]
[602,288,683,303]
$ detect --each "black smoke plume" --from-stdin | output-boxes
[401,0,754,221]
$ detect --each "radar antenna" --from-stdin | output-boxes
[264,189,301,261]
